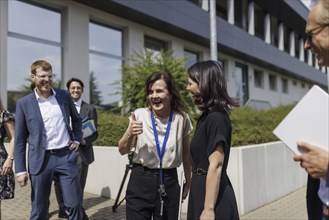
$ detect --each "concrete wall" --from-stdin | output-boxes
[84,141,307,215]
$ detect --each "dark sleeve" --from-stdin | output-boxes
[84,105,98,145]
[205,113,230,158]
[67,91,82,142]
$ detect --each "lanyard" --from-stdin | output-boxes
[151,111,173,183]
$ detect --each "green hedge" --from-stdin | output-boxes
[94,104,295,147]
[230,105,294,146]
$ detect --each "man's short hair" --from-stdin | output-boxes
[66,78,85,90]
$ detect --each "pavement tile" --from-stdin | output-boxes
[3,182,307,220]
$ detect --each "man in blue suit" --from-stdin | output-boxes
[53,78,98,219]
[14,60,83,220]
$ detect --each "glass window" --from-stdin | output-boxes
[218,59,228,80]
[295,34,300,59]
[234,0,248,31]
[281,78,288,94]
[8,0,61,42]
[254,69,264,88]
[89,22,123,108]
[254,3,265,39]
[7,0,61,112]
[89,55,122,107]
[269,74,277,91]
[144,35,167,55]
[216,0,227,21]
[89,22,122,57]
[234,63,249,105]
[284,26,291,53]
[184,49,199,68]
[270,16,279,47]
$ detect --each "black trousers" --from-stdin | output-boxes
[125,165,180,220]
[307,175,322,220]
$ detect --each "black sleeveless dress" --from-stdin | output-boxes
[187,111,239,220]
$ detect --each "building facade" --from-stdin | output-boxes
[0,0,327,112]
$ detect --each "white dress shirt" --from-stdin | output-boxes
[74,98,82,113]
[35,89,71,150]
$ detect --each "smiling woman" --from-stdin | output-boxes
[118,71,193,220]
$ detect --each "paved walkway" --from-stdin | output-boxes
[3,182,307,220]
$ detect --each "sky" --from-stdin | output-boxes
[300,0,312,9]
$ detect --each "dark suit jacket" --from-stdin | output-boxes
[14,89,82,175]
[79,101,98,165]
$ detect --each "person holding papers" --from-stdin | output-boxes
[53,78,98,220]
[293,0,329,218]
[118,71,192,220]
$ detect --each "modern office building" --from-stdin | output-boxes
[0,0,327,112]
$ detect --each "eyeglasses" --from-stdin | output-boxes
[306,24,329,42]
[35,73,55,80]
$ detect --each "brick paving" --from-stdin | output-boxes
[3,182,307,220]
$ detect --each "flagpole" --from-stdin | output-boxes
[209,0,217,61]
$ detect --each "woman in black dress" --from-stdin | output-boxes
[187,60,240,220]
[0,100,15,219]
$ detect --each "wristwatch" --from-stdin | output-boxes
[7,155,14,160]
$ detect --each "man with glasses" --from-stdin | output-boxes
[14,60,83,220]
[293,0,329,219]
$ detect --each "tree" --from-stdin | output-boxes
[121,49,197,118]
[90,71,102,106]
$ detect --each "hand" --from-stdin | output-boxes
[17,174,28,187]
[1,158,13,175]
[129,112,143,136]
[293,141,329,179]
[199,208,215,220]
[81,138,86,145]
[69,141,80,152]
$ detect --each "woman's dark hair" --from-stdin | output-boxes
[188,60,239,113]
[145,71,185,115]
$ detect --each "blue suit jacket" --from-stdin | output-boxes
[14,89,82,175]
[79,101,98,165]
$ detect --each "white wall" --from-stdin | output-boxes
[6,141,307,215]
[85,141,307,215]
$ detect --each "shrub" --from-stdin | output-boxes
[94,110,128,146]
[94,104,295,147]
[230,104,295,146]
